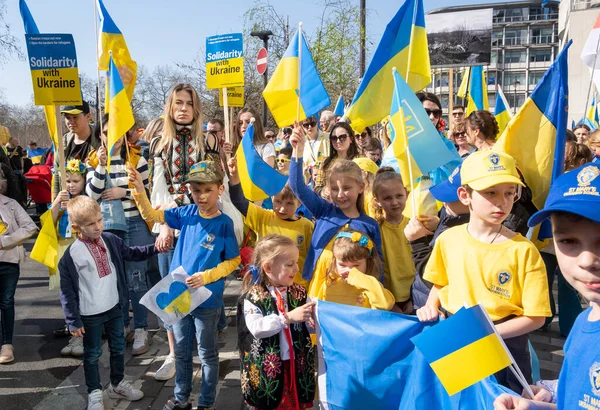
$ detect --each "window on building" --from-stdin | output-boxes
[503,72,526,89]
[505,7,524,22]
[529,48,552,62]
[504,50,526,63]
[493,9,505,23]
[531,27,556,44]
[491,51,498,64]
[529,6,558,21]
[528,71,545,86]
[492,30,503,47]
[487,71,497,86]
[505,28,527,46]
[441,94,449,109]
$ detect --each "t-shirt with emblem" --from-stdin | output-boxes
[423,224,551,321]
[244,203,314,288]
[557,306,600,409]
[164,205,240,309]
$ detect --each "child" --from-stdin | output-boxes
[371,168,415,312]
[128,161,241,410]
[564,140,593,171]
[494,163,600,410]
[276,146,293,174]
[228,157,314,288]
[58,196,157,410]
[416,151,551,392]
[288,124,382,298]
[587,130,600,162]
[353,157,378,218]
[317,230,394,310]
[363,137,382,166]
[237,235,316,410]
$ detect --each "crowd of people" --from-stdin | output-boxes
[0,81,598,410]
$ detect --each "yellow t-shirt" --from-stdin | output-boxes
[381,219,415,302]
[363,191,376,218]
[423,224,551,321]
[308,237,335,297]
[245,203,314,288]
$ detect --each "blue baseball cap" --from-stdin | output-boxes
[430,165,462,203]
[528,163,600,227]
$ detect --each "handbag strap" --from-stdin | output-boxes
[241,229,253,248]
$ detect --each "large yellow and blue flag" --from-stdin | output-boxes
[97,0,137,103]
[18,0,59,148]
[263,30,330,127]
[494,42,570,210]
[107,54,135,172]
[457,66,488,116]
[235,121,288,201]
[494,86,512,135]
[30,210,60,288]
[346,0,430,132]
[411,304,513,396]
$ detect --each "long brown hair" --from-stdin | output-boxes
[322,122,360,170]
[371,167,406,224]
[328,160,366,214]
[242,235,298,292]
[564,140,593,171]
[233,107,268,146]
[326,230,382,280]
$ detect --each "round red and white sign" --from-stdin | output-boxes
[256,47,268,75]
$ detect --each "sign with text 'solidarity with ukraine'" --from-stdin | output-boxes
[205,33,244,89]
[219,87,244,107]
[26,34,81,106]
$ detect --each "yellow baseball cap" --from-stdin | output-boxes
[460,150,525,190]
[353,157,379,175]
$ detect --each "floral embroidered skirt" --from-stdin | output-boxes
[249,361,313,410]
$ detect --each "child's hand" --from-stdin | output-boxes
[493,394,552,409]
[127,165,144,191]
[186,272,205,288]
[155,225,173,252]
[71,327,85,338]
[416,304,440,322]
[222,142,234,155]
[404,217,434,241]
[417,215,440,232]
[55,190,69,209]
[227,157,240,185]
[97,146,107,167]
[289,121,306,152]
[287,301,316,324]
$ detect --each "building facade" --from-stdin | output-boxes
[425,0,559,121]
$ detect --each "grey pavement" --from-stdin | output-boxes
[0,239,245,410]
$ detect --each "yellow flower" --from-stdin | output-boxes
[249,364,260,388]
[350,232,362,242]
[366,242,374,251]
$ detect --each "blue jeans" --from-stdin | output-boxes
[124,215,159,329]
[158,238,177,332]
[0,263,19,345]
[80,304,125,393]
[172,307,219,406]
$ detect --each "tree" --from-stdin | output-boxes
[0,0,23,66]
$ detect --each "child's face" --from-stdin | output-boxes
[552,214,600,303]
[443,200,469,216]
[591,144,600,157]
[276,155,290,172]
[335,255,368,277]
[264,245,299,287]
[74,211,103,240]
[329,174,364,212]
[375,180,406,220]
[272,193,298,220]
[365,149,381,163]
[458,183,517,225]
[189,182,223,214]
[65,173,85,197]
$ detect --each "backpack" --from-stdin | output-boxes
[0,160,27,208]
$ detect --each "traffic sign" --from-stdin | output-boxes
[256,47,268,75]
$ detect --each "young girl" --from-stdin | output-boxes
[353,157,378,218]
[372,168,416,313]
[318,230,394,310]
[237,235,316,410]
[587,130,600,162]
[289,124,382,298]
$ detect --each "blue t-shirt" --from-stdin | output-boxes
[557,306,600,409]
[164,205,240,308]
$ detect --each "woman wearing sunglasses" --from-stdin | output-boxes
[313,122,361,196]
[301,116,330,174]
[450,123,476,158]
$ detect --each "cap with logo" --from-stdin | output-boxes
[430,165,462,203]
[528,163,600,226]
[61,101,90,115]
[353,157,379,175]
[460,150,525,191]
[185,161,224,185]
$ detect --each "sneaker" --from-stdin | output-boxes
[155,355,176,381]
[0,344,14,364]
[163,397,191,410]
[71,336,84,357]
[53,324,70,338]
[132,328,151,356]
[87,389,104,410]
[124,325,134,343]
[106,379,143,401]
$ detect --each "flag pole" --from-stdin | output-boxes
[223,88,231,160]
[583,30,600,125]
[54,106,67,191]
[295,22,303,161]
[93,0,104,140]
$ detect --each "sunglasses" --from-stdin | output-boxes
[275,158,291,164]
[425,108,443,118]
[453,131,466,137]
[265,134,275,139]
[356,132,368,139]
[330,134,349,143]
[452,112,465,117]
[302,121,317,129]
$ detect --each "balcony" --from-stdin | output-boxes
[492,13,558,24]
[530,35,557,45]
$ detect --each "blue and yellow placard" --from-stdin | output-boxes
[206,33,244,89]
[26,34,81,106]
[218,87,244,107]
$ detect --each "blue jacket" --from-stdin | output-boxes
[59,232,157,331]
[289,158,383,282]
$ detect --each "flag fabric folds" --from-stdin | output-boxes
[316,300,512,410]
[97,0,137,103]
[411,305,512,396]
[458,66,488,116]
[457,67,470,100]
[30,210,59,283]
[581,13,600,95]
[494,86,512,135]
[333,95,345,117]
[346,0,431,132]
[235,122,289,201]
[263,30,330,127]
[107,55,135,172]
[494,41,571,210]
[27,147,47,164]
[587,96,599,128]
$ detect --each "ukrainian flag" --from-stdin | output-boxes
[457,66,488,116]
[235,122,288,201]
[333,95,345,117]
[411,305,512,396]
[587,96,599,128]
[494,86,512,135]
[107,54,135,172]
[27,147,47,164]
[346,0,430,132]
[30,210,60,288]
[494,42,570,210]
[19,0,59,148]
[263,30,330,127]
[97,0,137,103]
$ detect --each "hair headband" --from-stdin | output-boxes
[335,231,374,254]
[65,159,87,175]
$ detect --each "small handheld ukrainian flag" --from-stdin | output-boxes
[494,86,512,135]
[457,66,488,116]
[587,96,599,128]
[107,54,135,172]
[333,95,345,117]
[263,28,330,127]
[235,120,288,201]
[411,304,513,396]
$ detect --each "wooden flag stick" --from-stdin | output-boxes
[223,87,231,160]
[93,0,104,135]
[55,106,67,191]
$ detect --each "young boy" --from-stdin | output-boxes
[128,161,241,410]
[275,146,293,174]
[416,150,551,392]
[59,196,157,410]
[494,163,600,410]
[227,157,314,288]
